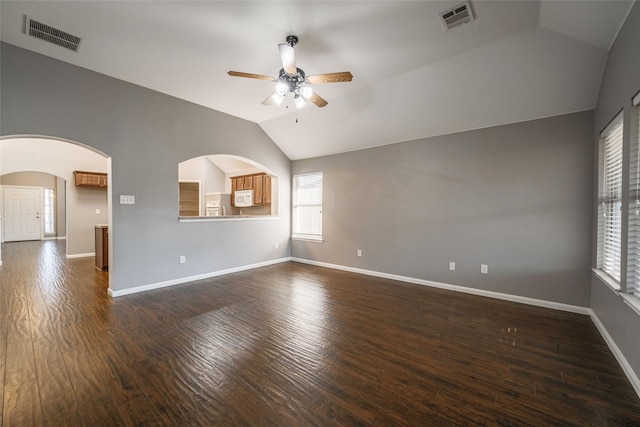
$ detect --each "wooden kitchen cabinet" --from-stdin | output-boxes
[254,174,272,205]
[264,175,271,205]
[230,173,271,206]
[232,176,253,191]
[246,176,255,190]
[254,174,264,205]
[74,171,107,188]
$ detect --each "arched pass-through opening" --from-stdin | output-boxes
[0,135,112,291]
[178,154,279,219]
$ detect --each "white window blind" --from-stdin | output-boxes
[628,103,640,296]
[292,172,323,240]
[599,114,624,284]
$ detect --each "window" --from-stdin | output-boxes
[628,95,640,297]
[292,172,323,241]
[44,188,55,235]
[597,113,623,285]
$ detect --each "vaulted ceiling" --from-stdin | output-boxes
[0,1,634,160]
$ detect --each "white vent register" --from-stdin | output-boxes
[439,2,474,31]
[25,16,82,52]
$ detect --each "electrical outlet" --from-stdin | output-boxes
[449,261,456,271]
[481,264,488,274]
[179,255,186,264]
[95,209,101,215]
[357,249,362,257]
[274,242,279,250]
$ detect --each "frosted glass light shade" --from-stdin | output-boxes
[275,81,288,96]
[300,86,313,99]
[272,93,285,105]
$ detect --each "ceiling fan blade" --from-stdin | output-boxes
[309,92,328,108]
[262,93,275,105]
[228,71,274,81]
[306,72,353,84]
[278,43,297,76]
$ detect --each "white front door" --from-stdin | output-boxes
[3,186,43,242]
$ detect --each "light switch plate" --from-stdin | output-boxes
[120,195,135,204]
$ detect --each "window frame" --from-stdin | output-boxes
[627,94,640,298]
[43,187,56,236]
[597,112,624,286]
[292,171,323,242]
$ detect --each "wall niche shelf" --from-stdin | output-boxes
[74,171,107,188]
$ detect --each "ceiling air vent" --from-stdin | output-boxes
[439,2,474,31]
[25,16,82,52]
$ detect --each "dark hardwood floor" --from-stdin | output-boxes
[1,240,640,426]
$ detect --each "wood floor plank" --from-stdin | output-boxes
[2,380,43,427]
[3,339,37,388]
[2,240,640,426]
[32,344,75,402]
[40,391,81,427]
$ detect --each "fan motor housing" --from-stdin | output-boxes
[278,67,306,92]
[285,35,299,47]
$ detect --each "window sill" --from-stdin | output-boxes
[292,236,324,243]
[592,268,621,294]
[592,269,640,316]
[622,293,640,316]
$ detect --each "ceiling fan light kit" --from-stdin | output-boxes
[228,34,353,111]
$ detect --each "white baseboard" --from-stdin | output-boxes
[589,310,640,398]
[291,258,590,315]
[66,252,94,259]
[108,257,292,297]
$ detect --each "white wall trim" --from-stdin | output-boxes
[108,257,292,297]
[66,252,94,259]
[589,310,640,398]
[291,258,590,315]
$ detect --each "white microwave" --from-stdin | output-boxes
[234,190,253,207]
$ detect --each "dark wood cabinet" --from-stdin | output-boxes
[95,225,108,271]
[74,171,107,188]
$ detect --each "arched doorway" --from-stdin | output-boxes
[0,135,112,290]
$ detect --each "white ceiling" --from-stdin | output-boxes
[0,1,634,160]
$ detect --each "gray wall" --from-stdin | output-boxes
[1,171,66,238]
[1,43,291,292]
[292,110,594,307]
[592,3,640,382]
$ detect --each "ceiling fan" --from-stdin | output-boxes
[228,35,353,109]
